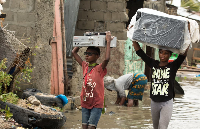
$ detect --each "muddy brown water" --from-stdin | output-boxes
[62,77,200,129]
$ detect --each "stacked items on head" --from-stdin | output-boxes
[127,8,199,54]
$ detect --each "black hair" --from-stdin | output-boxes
[87,46,100,55]
[159,49,172,55]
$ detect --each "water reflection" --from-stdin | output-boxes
[62,78,200,129]
[168,79,200,129]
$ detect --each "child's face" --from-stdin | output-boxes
[84,49,99,63]
[159,49,171,62]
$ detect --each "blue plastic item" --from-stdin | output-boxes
[196,74,200,77]
[56,94,68,106]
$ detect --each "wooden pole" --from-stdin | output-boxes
[50,20,58,94]
[55,0,64,95]
[60,0,68,95]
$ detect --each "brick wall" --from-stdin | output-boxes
[143,1,166,12]
[75,0,128,40]
[3,0,36,44]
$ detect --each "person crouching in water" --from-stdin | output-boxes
[72,31,112,129]
[105,73,147,107]
[132,41,188,129]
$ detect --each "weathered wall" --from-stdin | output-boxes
[144,1,166,12]
[124,38,146,74]
[33,0,54,93]
[75,0,128,40]
[3,0,54,94]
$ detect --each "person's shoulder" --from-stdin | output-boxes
[96,63,105,69]
[92,64,103,72]
[82,61,88,65]
[153,60,159,65]
[82,61,88,69]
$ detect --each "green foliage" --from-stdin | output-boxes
[0,58,33,93]
[0,105,13,121]
[181,0,200,12]
[0,59,12,94]
[102,98,106,114]
[0,92,19,104]
[14,58,33,90]
[0,34,34,121]
[0,58,32,116]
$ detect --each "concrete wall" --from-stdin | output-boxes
[143,1,166,12]
[3,0,54,94]
[75,0,128,40]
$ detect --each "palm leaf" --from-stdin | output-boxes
[181,0,200,12]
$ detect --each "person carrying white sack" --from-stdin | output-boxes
[127,8,199,54]
[128,10,191,129]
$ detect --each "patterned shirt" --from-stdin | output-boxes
[81,61,107,109]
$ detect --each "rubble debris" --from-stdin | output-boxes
[27,96,41,106]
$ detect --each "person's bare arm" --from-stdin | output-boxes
[101,31,112,70]
[119,97,126,106]
[72,47,83,66]
[132,41,141,51]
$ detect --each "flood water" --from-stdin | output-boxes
[62,77,200,129]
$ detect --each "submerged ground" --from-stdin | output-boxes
[62,76,200,129]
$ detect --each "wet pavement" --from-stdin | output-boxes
[62,77,200,129]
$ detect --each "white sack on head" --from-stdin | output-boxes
[127,14,136,40]
[127,8,194,54]
[188,19,199,43]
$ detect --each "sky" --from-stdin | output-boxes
[172,0,181,7]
